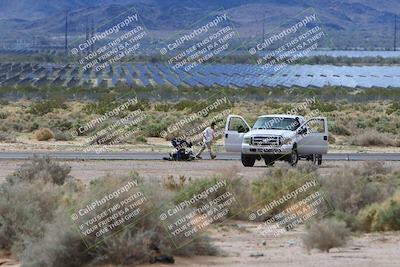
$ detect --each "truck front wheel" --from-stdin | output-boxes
[241,154,256,167]
[264,156,275,166]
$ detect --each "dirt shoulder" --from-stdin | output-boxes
[1,160,400,185]
[2,221,399,267]
[140,221,400,267]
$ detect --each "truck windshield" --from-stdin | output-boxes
[253,117,300,131]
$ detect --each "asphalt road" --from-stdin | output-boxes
[0,152,399,161]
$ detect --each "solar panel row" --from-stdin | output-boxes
[0,63,399,88]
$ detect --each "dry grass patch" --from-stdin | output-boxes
[302,218,350,252]
[33,128,54,141]
[350,130,399,147]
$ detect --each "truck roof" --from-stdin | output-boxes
[258,114,305,119]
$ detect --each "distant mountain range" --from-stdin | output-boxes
[0,0,399,49]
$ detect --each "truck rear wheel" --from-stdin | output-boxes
[311,154,317,164]
[317,154,322,165]
[241,154,256,167]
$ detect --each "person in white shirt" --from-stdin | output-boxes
[195,122,216,159]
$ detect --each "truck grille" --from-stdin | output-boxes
[252,136,281,146]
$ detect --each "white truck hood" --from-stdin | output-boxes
[245,129,295,137]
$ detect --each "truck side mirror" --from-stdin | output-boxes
[298,128,307,135]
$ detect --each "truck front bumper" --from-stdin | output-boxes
[241,144,293,155]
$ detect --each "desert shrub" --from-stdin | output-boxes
[27,121,39,132]
[330,123,351,136]
[0,111,9,119]
[0,100,9,105]
[155,103,173,112]
[357,191,400,232]
[174,100,197,111]
[91,229,157,265]
[174,175,245,218]
[21,174,216,267]
[0,132,16,143]
[328,134,336,144]
[333,211,359,231]
[320,162,398,215]
[33,128,54,141]
[375,117,398,135]
[91,214,216,266]
[51,119,73,131]
[83,94,118,115]
[6,156,72,185]
[53,130,75,141]
[13,121,24,131]
[86,127,124,145]
[355,119,368,129]
[265,101,283,109]
[360,161,392,176]
[127,99,150,112]
[279,104,295,114]
[251,166,318,211]
[310,101,337,112]
[301,218,350,252]
[295,162,319,173]
[0,160,216,267]
[144,122,168,137]
[174,176,229,207]
[0,158,73,255]
[352,103,370,112]
[163,175,187,192]
[28,100,67,116]
[0,181,63,255]
[386,101,400,115]
[350,130,397,147]
[135,135,147,143]
[20,208,93,267]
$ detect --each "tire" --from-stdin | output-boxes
[241,154,256,167]
[312,154,317,164]
[317,154,322,165]
[288,148,298,167]
[264,156,275,166]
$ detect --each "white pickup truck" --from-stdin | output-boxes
[224,114,329,167]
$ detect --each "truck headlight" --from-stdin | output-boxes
[282,138,292,145]
[243,136,252,144]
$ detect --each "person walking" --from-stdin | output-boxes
[195,122,217,159]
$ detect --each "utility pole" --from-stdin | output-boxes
[90,19,94,53]
[85,18,89,55]
[65,10,69,59]
[262,11,267,43]
[394,15,397,51]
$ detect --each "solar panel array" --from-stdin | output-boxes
[0,62,399,88]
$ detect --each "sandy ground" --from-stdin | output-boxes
[139,221,400,267]
[2,159,400,184]
[0,250,19,267]
[1,221,400,267]
[1,159,400,185]
[0,159,266,184]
